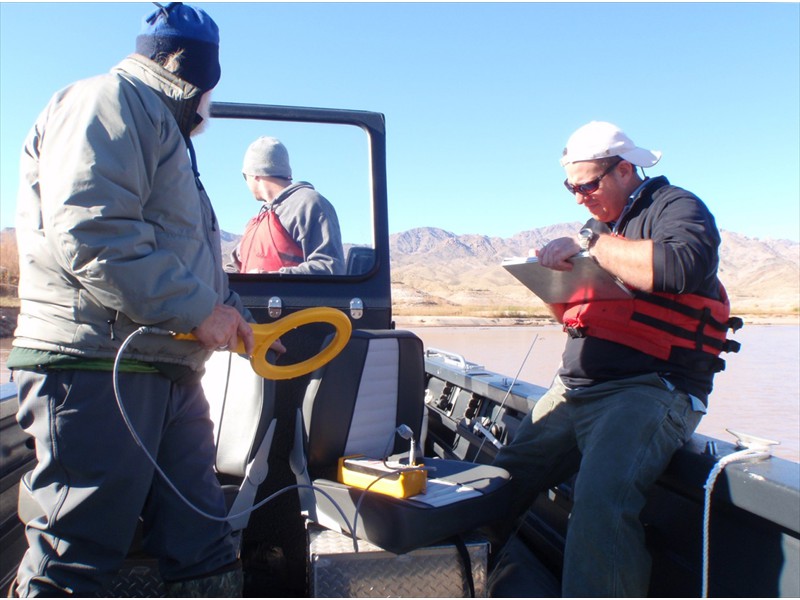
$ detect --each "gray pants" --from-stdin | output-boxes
[493,372,703,597]
[15,369,237,597]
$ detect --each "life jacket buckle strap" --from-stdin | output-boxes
[563,324,586,339]
[723,339,741,353]
[727,316,744,332]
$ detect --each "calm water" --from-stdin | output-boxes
[2,324,798,462]
[406,324,800,464]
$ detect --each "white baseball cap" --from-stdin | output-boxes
[560,121,662,168]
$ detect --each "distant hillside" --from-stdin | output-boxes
[2,225,799,317]
[388,224,800,316]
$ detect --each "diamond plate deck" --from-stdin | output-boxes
[308,526,488,597]
[98,560,165,598]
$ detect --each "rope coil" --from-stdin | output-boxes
[701,434,776,597]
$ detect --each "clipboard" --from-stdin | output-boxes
[501,253,633,304]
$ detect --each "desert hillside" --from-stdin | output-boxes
[2,224,799,326]
[388,224,800,316]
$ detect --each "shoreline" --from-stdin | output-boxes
[1,306,797,340]
[393,313,799,328]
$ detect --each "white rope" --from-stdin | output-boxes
[701,447,771,597]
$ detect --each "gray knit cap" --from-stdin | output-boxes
[242,136,292,180]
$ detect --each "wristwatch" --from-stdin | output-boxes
[577,228,597,252]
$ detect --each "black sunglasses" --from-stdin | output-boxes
[564,159,622,195]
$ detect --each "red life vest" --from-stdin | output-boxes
[238,209,304,273]
[562,284,742,369]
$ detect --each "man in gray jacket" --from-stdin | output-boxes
[10,3,257,596]
[232,136,346,275]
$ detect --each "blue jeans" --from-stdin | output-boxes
[493,372,703,597]
[15,369,237,597]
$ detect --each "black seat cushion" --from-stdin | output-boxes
[311,458,512,555]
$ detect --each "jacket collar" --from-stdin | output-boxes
[266,181,315,210]
[113,54,204,139]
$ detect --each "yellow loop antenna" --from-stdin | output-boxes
[175,307,352,380]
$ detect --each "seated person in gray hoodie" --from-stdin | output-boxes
[232,136,345,275]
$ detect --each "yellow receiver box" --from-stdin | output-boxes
[337,456,427,499]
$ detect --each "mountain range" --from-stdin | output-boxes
[387,223,799,316]
[4,224,799,317]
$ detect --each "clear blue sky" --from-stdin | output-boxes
[1,2,798,243]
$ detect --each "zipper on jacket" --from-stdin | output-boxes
[107,314,118,341]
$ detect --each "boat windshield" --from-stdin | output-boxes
[194,112,375,278]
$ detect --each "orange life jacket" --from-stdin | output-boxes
[239,209,304,273]
[562,284,742,371]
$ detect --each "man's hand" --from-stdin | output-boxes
[192,304,256,355]
[536,234,655,292]
[269,338,287,356]
[535,237,581,271]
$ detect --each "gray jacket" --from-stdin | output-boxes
[232,182,345,275]
[13,55,246,371]
[271,182,345,275]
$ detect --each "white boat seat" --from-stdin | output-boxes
[290,329,512,555]
[202,350,277,533]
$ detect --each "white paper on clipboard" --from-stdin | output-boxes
[501,253,633,304]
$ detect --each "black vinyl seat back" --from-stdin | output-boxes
[201,351,278,533]
[345,246,375,275]
[302,329,425,479]
[292,329,513,555]
[202,351,275,478]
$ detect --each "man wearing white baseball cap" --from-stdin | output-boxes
[491,121,741,596]
[560,120,663,168]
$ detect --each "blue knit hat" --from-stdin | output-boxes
[136,2,221,91]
